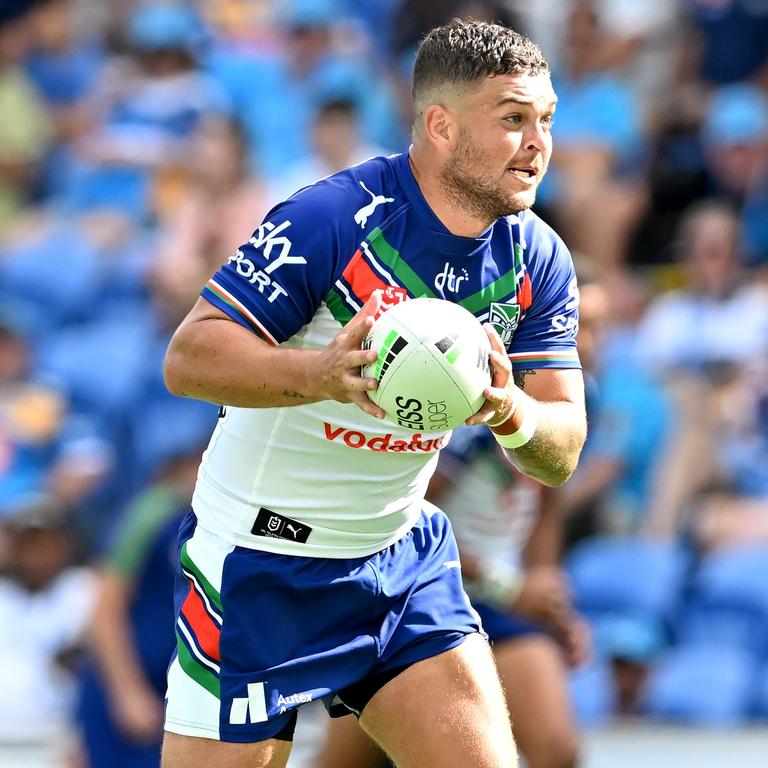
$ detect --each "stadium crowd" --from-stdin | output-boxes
[0,0,767,765]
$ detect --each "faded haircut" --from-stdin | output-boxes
[412,18,549,111]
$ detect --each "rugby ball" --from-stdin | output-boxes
[362,297,492,432]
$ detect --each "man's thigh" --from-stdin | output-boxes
[359,633,517,768]
[161,732,291,768]
[494,635,579,768]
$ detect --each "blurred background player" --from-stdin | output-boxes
[313,445,588,768]
[311,281,609,768]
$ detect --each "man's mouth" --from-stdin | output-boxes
[507,166,537,179]
[507,166,538,184]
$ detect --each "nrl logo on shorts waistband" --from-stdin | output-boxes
[252,508,311,543]
[489,301,521,346]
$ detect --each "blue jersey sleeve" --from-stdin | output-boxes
[508,217,581,370]
[201,185,348,344]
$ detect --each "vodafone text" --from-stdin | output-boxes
[324,423,449,452]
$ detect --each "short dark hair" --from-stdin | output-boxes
[315,98,358,123]
[412,19,549,104]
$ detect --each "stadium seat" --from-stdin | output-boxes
[0,222,102,331]
[642,644,757,726]
[35,313,154,419]
[566,536,690,621]
[676,546,768,657]
[130,393,218,478]
[754,663,768,718]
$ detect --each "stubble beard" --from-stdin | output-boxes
[440,130,536,224]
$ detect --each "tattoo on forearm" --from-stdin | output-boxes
[513,369,536,391]
[282,390,306,399]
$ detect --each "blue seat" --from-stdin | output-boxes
[676,546,768,656]
[35,314,154,419]
[754,663,768,718]
[131,394,218,477]
[0,222,102,330]
[566,536,689,621]
[642,644,757,726]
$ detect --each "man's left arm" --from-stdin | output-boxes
[467,329,586,486]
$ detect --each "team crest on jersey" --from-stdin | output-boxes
[489,301,521,346]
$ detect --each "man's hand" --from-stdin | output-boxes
[316,291,386,419]
[466,324,520,428]
[552,614,592,669]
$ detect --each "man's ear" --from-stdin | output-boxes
[423,104,456,149]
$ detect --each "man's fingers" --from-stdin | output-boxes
[337,291,384,351]
[344,313,376,346]
[465,386,506,425]
[349,391,386,419]
[350,348,380,367]
[489,348,511,372]
[342,370,377,392]
[483,323,506,355]
[349,291,383,332]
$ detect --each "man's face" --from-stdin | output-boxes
[440,72,556,221]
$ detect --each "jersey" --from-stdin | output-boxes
[193,151,580,558]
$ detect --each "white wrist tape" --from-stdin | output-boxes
[491,406,538,449]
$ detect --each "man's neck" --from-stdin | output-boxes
[408,149,493,238]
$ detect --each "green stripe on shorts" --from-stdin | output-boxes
[180,542,223,612]
[176,630,220,699]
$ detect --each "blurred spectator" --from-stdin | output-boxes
[24,0,106,199]
[152,115,269,298]
[389,0,521,61]
[701,84,768,267]
[637,200,768,376]
[538,0,647,271]
[76,445,202,768]
[0,371,111,518]
[65,1,230,220]
[0,495,95,763]
[270,98,389,203]
[0,4,52,234]
[679,0,768,88]
[515,0,682,116]
[206,0,402,176]
[638,201,768,539]
[558,275,674,540]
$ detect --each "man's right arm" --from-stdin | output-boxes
[164,293,386,419]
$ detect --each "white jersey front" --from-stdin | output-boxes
[193,153,581,557]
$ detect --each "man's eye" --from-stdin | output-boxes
[541,115,555,126]
[505,114,523,125]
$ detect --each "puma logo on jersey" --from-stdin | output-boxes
[354,180,394,228]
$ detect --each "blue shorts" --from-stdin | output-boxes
[164,507,482,743]
[472,600,542,644]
